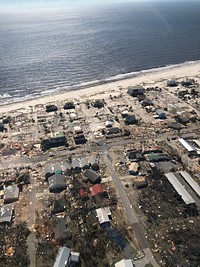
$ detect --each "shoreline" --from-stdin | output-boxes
[1,60,200,114]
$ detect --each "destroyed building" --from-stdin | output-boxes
[0,204,13,223]
[127,86,145,97]
[93,99,104,108]
[54,162,62,174]
[52,218,72,243]
[72,158,81,174]
[80,157,90,170]
[44,163,53,180]
[4,184,19,204]
[127,150,143,162]
[129,162,139,175]
[141,98,153,106]
[63,161,72,176]
[167,79,178,87]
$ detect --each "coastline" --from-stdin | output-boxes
[1,60,200,114]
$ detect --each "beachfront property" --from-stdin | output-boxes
[167,79,178,87]
[0,0,200,264]
[127,86,145,97]
[0,65,199,267]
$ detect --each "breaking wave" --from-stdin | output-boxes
[0,59,199,106]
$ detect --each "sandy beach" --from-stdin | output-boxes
[1,61,200,114]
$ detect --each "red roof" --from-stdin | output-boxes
[79,189,88,197]
[90,184,104,196]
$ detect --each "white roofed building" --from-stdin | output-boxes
[96,207,111,224]
[179,138,195,152]
[165,172,195,205]
[115,259,135,267]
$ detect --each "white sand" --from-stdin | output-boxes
[1,61,200,114]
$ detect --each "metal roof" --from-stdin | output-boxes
[115,259,135,267]
[179,171,200,198]
[90,184,104,196]
[72,158,81,169]
[96,207,111,224]
[53,246,71,267]
[165,173,195,205]
[4,185,19,203]
[179,138,195,152]
[44,164,52,174]
[0,204,13,223]
[70,252,80,263]
[63,161,71,171]
[48,174,66,190]
[88,156,97,165]
[156,109,165,115]
[80,157,89,168]
[54,162,62,172]
[193,139,200,149]
[146,153,169,162]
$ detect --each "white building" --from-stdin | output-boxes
[115,259,135,267]
[96,207,111,224]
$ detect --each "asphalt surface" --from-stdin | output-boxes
[1,124,199,266]
[1,124,199,169]
[27,174,37,267]
[102,149,159,266]
[103,150,139,225]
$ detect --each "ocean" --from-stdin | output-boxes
[0,1,200,105]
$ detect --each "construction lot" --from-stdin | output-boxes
[0,77,199,266]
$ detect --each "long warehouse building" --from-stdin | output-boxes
[178,138,195,152]
[165,172,196,205]
[179,171,200,198]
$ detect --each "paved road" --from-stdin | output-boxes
[1,124,199,169]
[102,149,159,267]
[103,150,139,225]
[27,233,37,267]
[27,174,37,267]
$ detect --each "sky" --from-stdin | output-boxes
[0,0,146,10]
[0,0,191,10]
[0,0,165,6]
[0,0,120,8]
